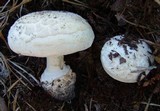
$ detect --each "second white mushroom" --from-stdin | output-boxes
[101,35,154,83]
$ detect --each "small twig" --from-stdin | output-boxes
[121,17,149,29]
[7,65,32,91]
[84,104,89,111]
[0,78,7,95]
[154,0,160,5]
[7,78,22,92]
[59,102,65,111]
[0,31,10,49]
[0,0,10,12]
[94,104,101,111]
[89,98,93,111]
[0,52,9,70]
[25,101,37,111]
[8,60,40,86]
[0,0,32,31]
[143,39,160,48]
[15,107,20,111]
[144,93,153,111]
[143,82,160,111]
[9,64,35,87]
[62,0,90,9]
[120,16,160,33]
[12,89,19,111]
[141,102,160,107]
[8,0,32,13]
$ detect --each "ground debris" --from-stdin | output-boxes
[0,0,160,111]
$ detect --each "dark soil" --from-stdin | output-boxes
[0,0,160,111]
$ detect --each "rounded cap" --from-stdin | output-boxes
[101,35,154,83]
[8,11,95,57]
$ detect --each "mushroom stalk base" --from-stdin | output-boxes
[40,55,76,100]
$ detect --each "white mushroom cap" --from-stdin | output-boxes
[8,11,94,57]
[101,35,154,83]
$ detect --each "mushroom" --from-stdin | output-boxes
[7,11,95,100]
[100,35,154,83]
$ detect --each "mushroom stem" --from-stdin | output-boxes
[46,55,64,70]
[40,55,76,100]
[41,55,70,83]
